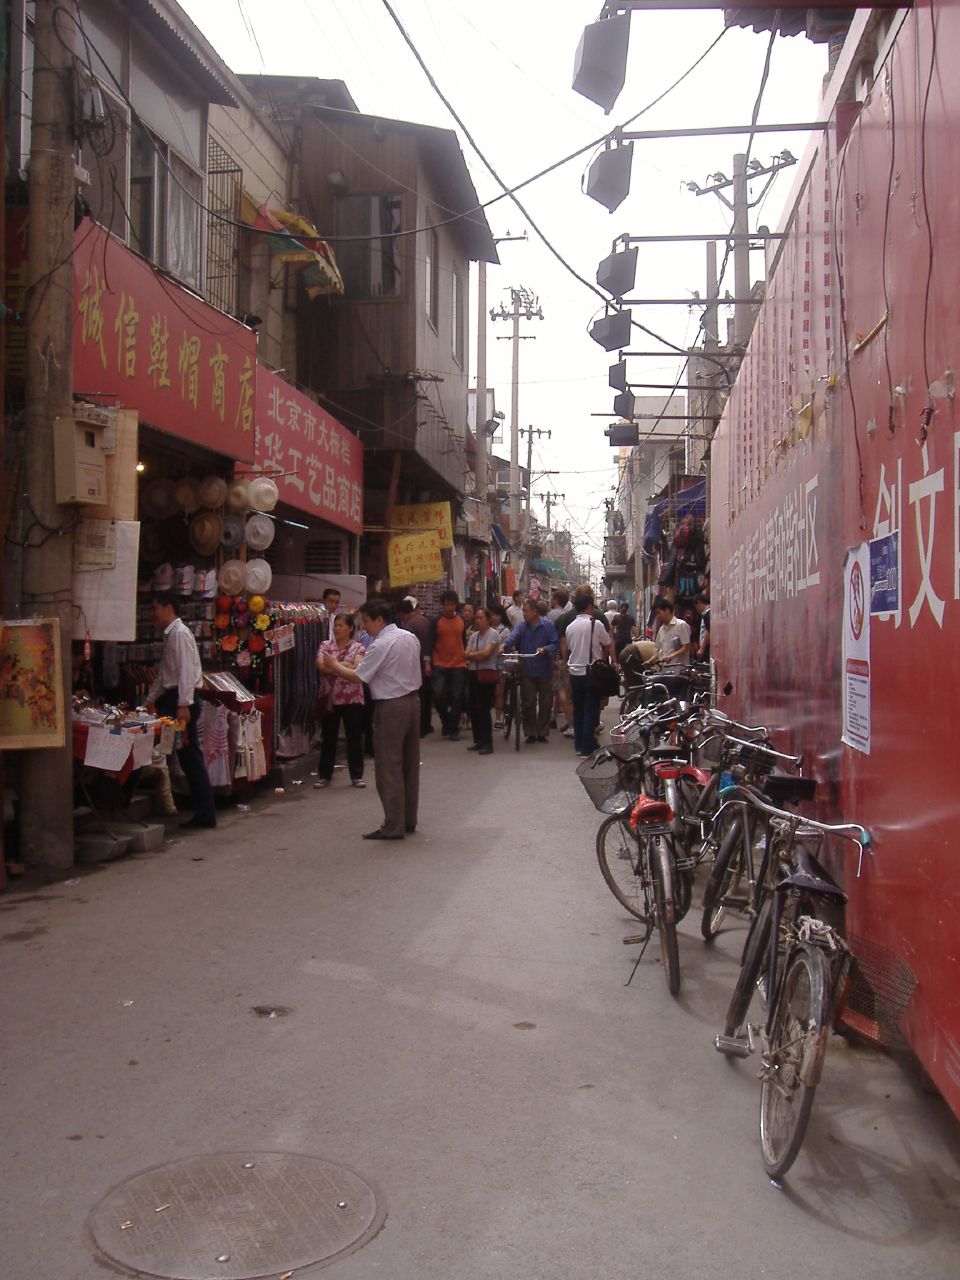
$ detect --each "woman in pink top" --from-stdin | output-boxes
[315,613,366,788]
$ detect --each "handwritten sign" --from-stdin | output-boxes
[73,220,257,459]
[388,532,444,585]
[255,368,363,534]
[392,501,453,549]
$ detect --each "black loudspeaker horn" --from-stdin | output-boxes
[597,246,638,298]
[589,309,632,352]
[613,390,636,420]
[585,144,634,213]
[606,421,639,447]
[572,14,631,114]
[609,359,627,392]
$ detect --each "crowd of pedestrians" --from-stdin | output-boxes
[313,584,707,840]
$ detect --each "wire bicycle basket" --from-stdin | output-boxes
[576,744,646,815]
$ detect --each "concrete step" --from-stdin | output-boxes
[76,834,132,863]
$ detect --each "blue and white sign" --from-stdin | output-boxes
[869,531,900,616]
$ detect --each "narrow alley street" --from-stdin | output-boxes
[2,722,959,1280]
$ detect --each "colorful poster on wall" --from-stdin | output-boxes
[869,531,900,616]
[0,619,65,749]
[388,532,444,585]
[841,544,871,754]
[391,502,453,549]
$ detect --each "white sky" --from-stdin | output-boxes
[180,0,826,563]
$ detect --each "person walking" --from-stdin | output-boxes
[464,607,500,754]
[396,595,433,736]
[612,602,637,658]
[146,593,217,829]
[562,587,617,757]
[489,603,512,729]
[318,599,421,840]
[314,612,366,789]
[505,589,524,627]
[425,590,467,740]
[504,598,559,743]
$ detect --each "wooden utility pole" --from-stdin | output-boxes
[20,0,78,868]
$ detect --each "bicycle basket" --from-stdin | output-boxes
[576,744,646,814]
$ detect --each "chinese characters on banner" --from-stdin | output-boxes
[254,368,363,535]
[391,501,453,548]
[388,532,444,585]
[72,221,257,458]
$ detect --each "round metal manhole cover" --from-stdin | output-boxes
[86,1151,384,1279]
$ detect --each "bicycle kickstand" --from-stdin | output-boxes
[622,925,653,986]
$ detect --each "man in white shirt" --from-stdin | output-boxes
[560,587,617,756]
[319,599,422,840]
[146,594,216,829]
[505,590,524,628]
[650,595,691,667]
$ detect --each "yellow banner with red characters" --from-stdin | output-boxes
[391,501,453,549]
[387,531,444,585]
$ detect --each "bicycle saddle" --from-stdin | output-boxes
[780,847,847,902]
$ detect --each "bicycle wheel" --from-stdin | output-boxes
[502,681,514,741]
[759,944,831,1178]
[701,811,746,941]
[512,682,521,752]
[653,843,681,996]
[596,815,652,921]
[723,895,773,1037]
[619,686,644,718]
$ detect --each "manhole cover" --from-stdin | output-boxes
[87,1151,384,1279]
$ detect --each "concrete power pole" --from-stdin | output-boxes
[491,287,543,536]
[21,0,78,868]
[520,426,551,519]
[543,491,565,531]
[474,261,488,500]
[732,152,751,349]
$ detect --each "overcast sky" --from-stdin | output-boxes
[180,0,826,563]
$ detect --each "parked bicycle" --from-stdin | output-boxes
[711,783,871,1177]
[499,651,545,752]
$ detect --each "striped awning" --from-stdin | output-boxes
[251,204,344,297]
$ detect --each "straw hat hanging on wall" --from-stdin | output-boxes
[244,558,272,595]
[221,512,246,551]
[219,559,247,595]
[227,479,251,512]
[199,475,228,509]
[188,511,224,556]
[247,476,279,513]
[174,476,202,514]
[141,477,177,520]
[244,512,275,551]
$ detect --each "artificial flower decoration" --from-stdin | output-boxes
[220,633,239,653]
[215,612,231,630]
[253,612,271,631]
[247,632,266,654]
[234,609,251,628]
[236,649,252,668]
[217,594,231,613]
[248,595,265,615]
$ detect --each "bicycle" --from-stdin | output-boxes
[578,744,689,996]
[499,650,551,751]
[711,785,871,1177]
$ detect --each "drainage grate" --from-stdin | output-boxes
[86,1151,384,1279]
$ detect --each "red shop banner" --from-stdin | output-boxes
[254,366,363,535]
[72,220,257,458]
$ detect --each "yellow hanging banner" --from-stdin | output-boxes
[388,531,444,585]
[391,501,453,549]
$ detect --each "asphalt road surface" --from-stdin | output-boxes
[2,721,958,1278]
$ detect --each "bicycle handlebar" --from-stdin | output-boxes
[715,783,872,874]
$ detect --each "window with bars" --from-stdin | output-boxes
[206,138,242,316]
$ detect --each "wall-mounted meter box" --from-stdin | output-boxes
[54,414,107,504]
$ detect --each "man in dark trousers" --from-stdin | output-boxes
[146,593,216,829]
[424,590,467,740]
[504,598,559,743]
[319,599,422,840]
[396,595,433,736]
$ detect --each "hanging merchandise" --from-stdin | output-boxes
[247,476,279,513]
[221,513,246,551]
[219,559,246,594]
[244,512,276,551]
[188,511,223,556]
[227,479,251,512]
[174,476,202,514]
[245,558,272,595]
[199,475,228,509]
[142,477,177,520]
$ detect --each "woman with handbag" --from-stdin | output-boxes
[314,613,367,788]
[464,607,501,755]
[560,588,618,757]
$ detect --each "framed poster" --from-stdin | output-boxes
[0,618,66,749]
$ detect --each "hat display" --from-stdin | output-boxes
[199,475,228,509]
[218,558,247,595]
[188,511,224,556]
[174,476,202,514]
[140,520,169,563]
[226,479,250,512]
[194,567,219,598]
[244,558,273,595]
[142,477,177,520]
[152,562,174,592]
[175,564,196,596]
[244,512,275,551]
[221,512,246,551]
[247,475,279,513]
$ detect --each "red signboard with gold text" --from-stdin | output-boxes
[72,220,257,458]
[254,367,363,535]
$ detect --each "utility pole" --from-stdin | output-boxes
[491,287,543,535]
[519,426,551,519]
[543,491,565,531]
[474,233,524,501]
[20,0,78,869]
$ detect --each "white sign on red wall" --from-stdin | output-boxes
[254,367,363,535]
